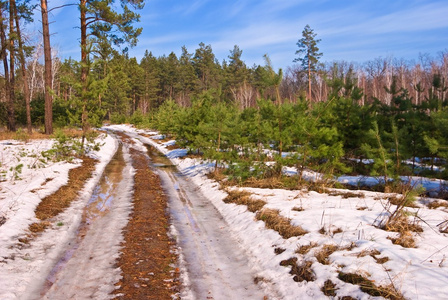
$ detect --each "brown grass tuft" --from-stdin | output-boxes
[29,221,51,233]
[292,206,304,212]
[332,227,343,235]
[256,208,307,239]
[223,190,266,213]
[315,244,339,265]
[321,279,337,296]
[280,257,315,282]
[328,190,365,199]
[427,200,448,209]
[387,231,416,248]
[338,272,404,300]
[296,242,318,255]
[357,249,389,264]
[274,247,286,255]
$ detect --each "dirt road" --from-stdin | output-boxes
[31,132,267,299]
[144,143,266,299]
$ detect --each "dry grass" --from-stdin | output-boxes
[292,206,305,212]
[380,208,423,248]
[387,195,418,208]
[29,221,51,233]
[332,227,343,235]
[0,130,47,141]
[34,156,97,221]
[280,257,315,282]
[387,231,416,248]
[321,279,337,297]
[338,272,405,300]
[22,156,97,239]
[296,242,318,255]
[357,249,389,264]
[223,189,266,213]
[315,244,339,265]
[256,208,308,239]
[318,226,327,235]
[274,247,286,255]
[243,176,289,189]
[327,190,365,199]
[427,200,448,209]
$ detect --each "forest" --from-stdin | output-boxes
[1,1,448,185]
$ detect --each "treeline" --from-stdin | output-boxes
[2,42,448,127]
[148,86,448,183]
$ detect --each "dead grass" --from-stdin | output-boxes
[387,195,418,208]
[387,231,416,248]
[274,247,286,255]
[0,130,46,141]
[291,206,305,212]
[223,189,266,213]
[357,249,389,264]
[296,242,318,255]
[380,209,423,248]
[321,279,337,296]
[243,176,290,189]
[35,156,97,221]
[315,244,339,265]
[280,257,315,282]
[332,227,343,234]
[327,190,365,199]
[338,272,405,300]
[256,208,308,239]
[29,221,51,233]
[23,156,97,238]
[427,200,448,209]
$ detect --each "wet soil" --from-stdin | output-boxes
[113,146,179,299]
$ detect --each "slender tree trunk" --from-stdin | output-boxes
[308,60,311,103]
[80,0,88,147]
[14,4,32,133]
[0,7,11,130]
[8,0,16,132]
[41,0,53,134]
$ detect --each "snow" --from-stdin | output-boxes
[1,124,448,300]
[0,133,119,299]
[111,124,448,300]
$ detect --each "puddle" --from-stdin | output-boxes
[40,144,126,295]
[144,144,176,170]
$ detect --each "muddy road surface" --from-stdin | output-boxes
[144,143,267,299]
[28,132,267,300]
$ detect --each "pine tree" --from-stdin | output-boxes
[140,50,161,112]
[294,24,322,103]
[78,0,144,145]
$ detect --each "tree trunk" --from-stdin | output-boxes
[14,3,32,133]
[8,0,16,132]
[41,0,53,134]
[308,59,311,103]
[80,0,88,147]
[0,7,11,131]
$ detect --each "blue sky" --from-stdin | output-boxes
[36,0,448,70]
